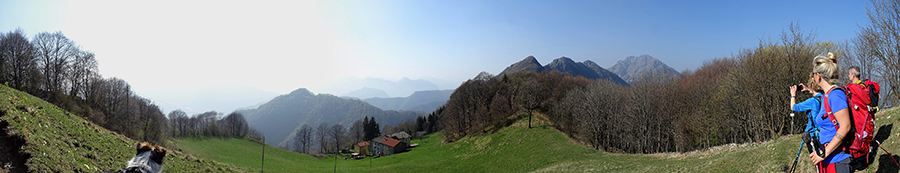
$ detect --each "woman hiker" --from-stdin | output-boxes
[808,52,852,173]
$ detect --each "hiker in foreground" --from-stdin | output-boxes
[808,52,852,173]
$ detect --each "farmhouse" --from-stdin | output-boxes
[371,136,408,156]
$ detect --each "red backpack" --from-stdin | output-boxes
[823,84,874,162]
[864,79,881,113]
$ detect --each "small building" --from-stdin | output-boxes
[355,141,370,155]
[371,136,407,156]
[389,131,412,145]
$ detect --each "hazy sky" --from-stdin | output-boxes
[0,0,870,95]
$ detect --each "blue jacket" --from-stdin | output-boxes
[792,93,822,137]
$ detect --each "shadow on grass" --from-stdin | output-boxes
[874,124,899,173]
[877,154,900,173]
[875,124,893,144]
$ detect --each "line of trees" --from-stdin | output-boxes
[167,110,252,138]
[287,112,441,155]
[289,122,357,154]
[0,29,167,143]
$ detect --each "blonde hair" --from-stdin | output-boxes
[807,73,822,93]
[813,52,840,85]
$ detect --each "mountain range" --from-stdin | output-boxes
[343,87,391,99]
[363,89,454,112]
[498,56,629,86]
[319,77,444,98]
[239,88,423,147]
[609,54,680,84]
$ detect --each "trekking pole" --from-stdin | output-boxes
[876,140,900,166]
[789,138,804,173]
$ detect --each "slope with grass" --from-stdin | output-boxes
[175,137,338,172]
[177,109,900,172]
[0,85,242,172]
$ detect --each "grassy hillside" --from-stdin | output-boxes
[178,108,900,172]
[0,85,242,172]
[175,137,338,172]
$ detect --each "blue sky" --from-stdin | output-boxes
[0,0,871,95]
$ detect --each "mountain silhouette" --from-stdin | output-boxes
[498,56,628,86]
[343,87,390,99]
[363,89,454,112]
[609,54,680,84]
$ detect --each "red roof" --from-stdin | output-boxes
[380,137,401,147]
[357,141,369,147]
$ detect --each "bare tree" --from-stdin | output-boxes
[292,124,312,154]
[67,50,97,98]
[517,80,548,129]
[0,29,37,90]
[220,112,249,137]
[168,110,189,137]
[195,111,221,137]
[33,31,77,97]
[858,0,900,107]
[349,119,364,144]
[316,123,329,153]
[329,124,346,153]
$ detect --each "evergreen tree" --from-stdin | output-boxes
[363,116,380,141]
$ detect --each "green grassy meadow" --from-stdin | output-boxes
[174,109,900,172]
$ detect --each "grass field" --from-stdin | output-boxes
[175,108,900,172]
[0,85,242,172]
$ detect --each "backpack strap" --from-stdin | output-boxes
[811,95,822,127]
[823,86,841,125]
[813,95,822,106]
[823,85,853,152]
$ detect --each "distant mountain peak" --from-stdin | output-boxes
[553,56,574,62]
[497,56,546,77]
[289,88,313,96]
[609,55,680,84]
[523,55,539,63]
[546,57,577,69]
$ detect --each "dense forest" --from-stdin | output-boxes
[441,22,899,153]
